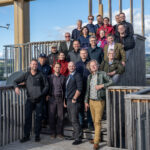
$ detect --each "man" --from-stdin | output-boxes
[47,62,66,139]
[86,15,96,36]
[76,49,93,129]
[65,62,83,145]
[38,53,51,127]
[100,49,125,84]
[14,59,49,142]
[59,32,73,57]
[84,60,112,150]
[104,34,126,66]
[119,12,134,36]
[72,20,82,40]
[95,15,103,31]
[87,36,104,65]
[115,23,135,51]
[48,43,59,66]
[113,14,121,33]
[67,40,81,63]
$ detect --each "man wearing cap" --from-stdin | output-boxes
[38,53,51,127]
[48,43,59,67]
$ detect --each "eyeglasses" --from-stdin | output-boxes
[88,18,93,20]
[65,36,70,37]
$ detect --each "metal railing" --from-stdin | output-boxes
[125,89,150,150]
[0,86,26,146]
[106,86,148,149]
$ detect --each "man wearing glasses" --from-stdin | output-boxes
[59,32,73,57]
[86,15,96,36]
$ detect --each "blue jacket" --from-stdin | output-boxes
[78,35,90,50]
[86,24,96,35]
[38,63,51,77]
[87,46,104,64]
[72,28,81,40]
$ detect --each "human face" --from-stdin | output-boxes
[107,36,114,44]
[119,14,126,22]
[80,50,88,60]
[68,62,76,73]
[65,33,71,42]
[38,57,46,66]
[54,64,61,74]
[77,21,82,28]
[73,41,80,51]
[88,17,94,24]
[100,30,105,38]
[58,53,65,60]
[30,60,38,71]
[108,51,115,60]
[90,37,97,47]
[90,61,98,73]
[118,25,126,34]
[104,18,109,25]
[82,28,88,35]
[97,16,103,24]
[51,47,57,53]
[115,15,121,24]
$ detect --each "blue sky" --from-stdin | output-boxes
[0,0,150,56]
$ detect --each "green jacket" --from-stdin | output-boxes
[104,43,126,62]
[84,71,113,103]
[100,59,125,74]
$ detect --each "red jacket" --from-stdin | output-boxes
[96,24,115,39]
[52,60,69,77]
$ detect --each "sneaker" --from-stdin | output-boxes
[57,134,64,139]
[72,140,82,145]
[89,139,94,144]
[35,135,40,142]
[50,134,56,139]
[20,136,30,143]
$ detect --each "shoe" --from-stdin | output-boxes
[20,136,30,143]
[50,134,56,139]
[57,134,64,139]
[65,136,75,140]
[35,135,40,142]
[93,144,99,150]
[72,140,82,145]
[89,139,94,144]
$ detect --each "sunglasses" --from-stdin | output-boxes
[89,18,93,20]
[65,36,70,37]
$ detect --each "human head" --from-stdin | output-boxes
[103,17,109,25]
[77,20,82,28]
[30,59,38,71]
[97,15,103,24]
[53,62,61,74]
[58,51,66,61]
[115,14,121,24]
[80,49,88,60]
[89,35,97,47]
[118,23,126,34]
[107,49,115,60]
[65,32,71,42]
[119,12,126,22]
[38,53,47,66]
[68,61,76,73]
[88,15,94,24]
[73,40,80,51]
[87,60,99,73]
[99,30,105,38]
[107,34,114,44]
[81,26,89,36]
[51,43,57,53]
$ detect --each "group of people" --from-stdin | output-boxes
[14,12,135,150]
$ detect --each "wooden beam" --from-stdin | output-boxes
[88,0,92,16]
[119,0,122,13]
[98,0,103,17]
[130,0,133,24]
[141,0,145,36]
[0,0,14,6]
[108,0,112,24]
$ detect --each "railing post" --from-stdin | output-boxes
[0,90,2,146]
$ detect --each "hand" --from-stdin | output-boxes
[15,87,20,95]
[64,101,67,108]
[72,99,76,103]
[46,96,50,101]
[122,61,126,66]
[85,103,89,112]
[95,84,104,90]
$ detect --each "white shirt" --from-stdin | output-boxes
[108,42,115,52]
[66,41,71,50]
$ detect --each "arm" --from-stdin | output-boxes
[41,75,49,97]
[119,44,126,63]
[116,63,125,74]
[100,60,105,71]
[103,72,113,88]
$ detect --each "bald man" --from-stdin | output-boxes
[65,62,83,145]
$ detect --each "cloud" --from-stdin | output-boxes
[54,8,150,53]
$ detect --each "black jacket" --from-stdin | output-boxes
[14,70,49,103]
[48,51,59,66]
[115,34,135,51]
[121,21,134,36]
[65,72,83,102]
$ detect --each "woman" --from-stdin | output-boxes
[78,26,90,50]
[97,30,107,49]
[52,51,69,76]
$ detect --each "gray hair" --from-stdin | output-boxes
[77,20,82,23]
[89,35,97,41]
[86,59,99,73]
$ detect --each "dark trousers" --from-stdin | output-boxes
[48,96,64,135]
[78,101,85,126]
[24,99,43,137]
[67,100,82,141]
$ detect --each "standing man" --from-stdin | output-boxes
[72,20,82,40]
[14,59,49,142]
[113,14,121,33]
[88,36,104,65]
[65,62,83,145]
[59,32,73,57]
[85,60,112,150]
[95,15,103,31]
[67,40,81,63]
[48,43,59,67]
[47,62,66,139]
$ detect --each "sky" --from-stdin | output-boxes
[0,0,150,57]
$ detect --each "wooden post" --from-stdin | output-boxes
[88,0,92,16]
[119,0,122,13]
[98,0,103,17]
[130,0,133,24]
[108,0,112,24]
[141,0,145,36]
